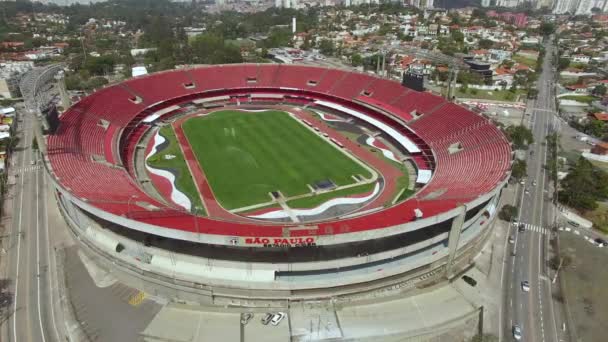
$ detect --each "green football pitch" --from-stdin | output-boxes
[181,109,372,209]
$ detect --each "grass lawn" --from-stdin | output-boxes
[286,182,375,209]
[182,110,372,209]
[582,202,608,234]
[559,95,596,104]
[513,54,537,68]
[146,126,205,213]
[559,232,608,341]
[589,159,608,173]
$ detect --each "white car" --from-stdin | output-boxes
[513,325,522,340]
[521,281,530,292]
[270,312,286,326]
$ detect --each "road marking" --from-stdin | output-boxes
[128,291,146,306]
[42,169,62,342]
[15,165,41,173]
[12,117,31,342]
[515,222,550,235]
[36,168,48,342]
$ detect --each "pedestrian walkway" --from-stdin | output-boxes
[15,165,41,173]
[515,222,550,235]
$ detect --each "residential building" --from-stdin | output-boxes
[571,54,591,64]
[554,0,578,14]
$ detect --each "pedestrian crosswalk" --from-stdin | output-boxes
[515,222,550,235]
[15,165,41,173]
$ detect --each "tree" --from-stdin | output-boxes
[539,22,555,36]
[478,39,494,49]
[592,84,607,97]
[451,30,464,43]
[558,157,608,211]
[190,34,242,65]
[505,125,534,149]
[558,57,570,71]
[499,205,518,222]
[318,39,335,56]
[351,53,363,67]
[501,60,515,69]
[84,55,116,76]
[512,159,527,180]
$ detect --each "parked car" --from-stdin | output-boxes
[241,313,253,325]
[462,275,477,287]
[567,220,580,228]
[521,281,530,292]
[270,312,286,326]
[261,313,273,325]
[594,238,607,247]
[509,236,515,244]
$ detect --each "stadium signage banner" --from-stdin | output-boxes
[243,237,317,247]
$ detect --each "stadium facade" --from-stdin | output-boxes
[46,64,511,305]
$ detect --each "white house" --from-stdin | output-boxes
[571,54,591,64]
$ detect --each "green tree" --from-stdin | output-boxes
[84,55,116,76]
[558,157,608,211]
[86,77,109,90]
[478,39,494,49]
[592,84,607,96]
[505,125,534,149]
[318,39,335,56]
[351,53,363,67]
[451,30,464,43]
[539,22,555,36]
[512,159,527,180]
[190,34,243,64]
[498,205,518,222]
[558,57,570,71]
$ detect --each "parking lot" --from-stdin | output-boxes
[559,231,608,341]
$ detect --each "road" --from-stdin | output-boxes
[501,36,564,342]
[2,107,60,342]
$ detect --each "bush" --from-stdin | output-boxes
[498,204,518,221]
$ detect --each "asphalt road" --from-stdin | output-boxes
[501,36,563,342]
[2,107,60,342]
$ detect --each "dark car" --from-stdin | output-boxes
[518,224,526,233]
[595,238,607,247]
[462,275,477,287]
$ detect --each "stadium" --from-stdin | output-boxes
[46,64,512,304]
